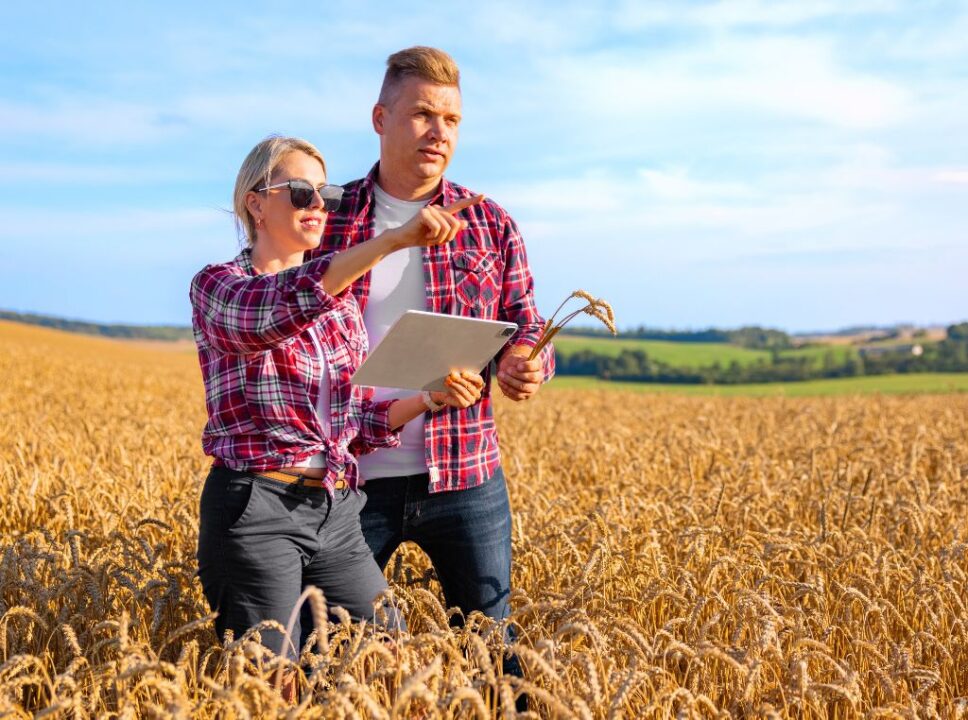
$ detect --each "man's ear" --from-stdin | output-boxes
[372,104,385,135]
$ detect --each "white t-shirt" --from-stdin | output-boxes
[357,184,430,481]
[296,331,332,469]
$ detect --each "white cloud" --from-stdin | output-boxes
[0,78,377,148]
[616,0,898,31]
[0,1,928,160]
[539,36,910,132]
[495,172,888,257]
[175,82,376,135]
[462,2,608,50]
[637,167,756,201]
[764,145,968,197]
[0,98,184,146]
[0,162,184,184]
[2,206,230,243]
[935,170,968,185]
[874,6,968,61]
[493,143,963,266]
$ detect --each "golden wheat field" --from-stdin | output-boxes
[1,319,967,719]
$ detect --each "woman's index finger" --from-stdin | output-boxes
[441,194,485,215]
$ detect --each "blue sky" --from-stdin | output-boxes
[1,1,965,332]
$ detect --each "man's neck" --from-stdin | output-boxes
[375,165,441,202]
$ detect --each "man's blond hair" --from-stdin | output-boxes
[378,46,460,106]
[233,135,326,247]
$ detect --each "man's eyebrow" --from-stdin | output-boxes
[414,100,461,119]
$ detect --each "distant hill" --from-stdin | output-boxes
[0,310,192,342]
[562,322,953,347]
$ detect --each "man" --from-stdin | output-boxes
[310,46,553,640]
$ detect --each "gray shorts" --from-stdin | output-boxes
[196,466,394,656]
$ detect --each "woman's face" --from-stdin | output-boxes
[247,150,328,254]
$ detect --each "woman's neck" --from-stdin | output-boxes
[250,238,304,275]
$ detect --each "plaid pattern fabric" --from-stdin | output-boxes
[307,164,555,493]
[190,249,400,492]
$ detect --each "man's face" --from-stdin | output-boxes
[373,77,462,197]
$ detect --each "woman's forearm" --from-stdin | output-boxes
[387,395,427,430]
[321,229,404,296]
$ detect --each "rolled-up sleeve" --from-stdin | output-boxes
[190,254,344,355]
[349,396,401,456]
[496,214,556,383]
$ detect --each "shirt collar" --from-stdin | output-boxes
[234,248,256,276]
[360,162,456,210]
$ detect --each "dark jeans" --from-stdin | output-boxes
[360,465,514,625]
[197,466,393,657]
[365,465,526,705]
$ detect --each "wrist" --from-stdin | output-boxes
[381,227,406,253]
[500,344,530,367]
[421,390,445,412]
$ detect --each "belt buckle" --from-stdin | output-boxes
[333,470,347,491]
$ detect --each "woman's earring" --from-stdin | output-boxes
[256,217,264,228]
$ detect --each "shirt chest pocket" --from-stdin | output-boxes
[333,318,367,368]
[308,315,366,376]
[452,249,501,313]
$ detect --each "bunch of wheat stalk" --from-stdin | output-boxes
[528,290,616,361]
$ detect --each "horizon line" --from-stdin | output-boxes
[2,307,963,339]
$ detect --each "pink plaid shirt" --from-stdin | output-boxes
[306,164,555,493]
[190,249,400,492]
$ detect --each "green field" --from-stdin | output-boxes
[547,372,968,397]
[552,336,770,366]
[784,344,858,366]
[552,334,864,368]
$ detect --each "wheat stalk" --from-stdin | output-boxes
[527,289,617,361]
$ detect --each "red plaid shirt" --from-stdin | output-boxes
[307,164,555,493]
[190,249,400,492]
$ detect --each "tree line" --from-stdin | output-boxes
[561,324,794,349]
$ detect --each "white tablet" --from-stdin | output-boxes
[351,310,518,392]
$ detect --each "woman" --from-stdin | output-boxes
[191,136,484,662]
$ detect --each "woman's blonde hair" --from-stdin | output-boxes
[233,135,327,246]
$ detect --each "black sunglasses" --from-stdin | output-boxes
[256,178,343,212]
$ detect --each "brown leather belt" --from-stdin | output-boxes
[257,469,348,490]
